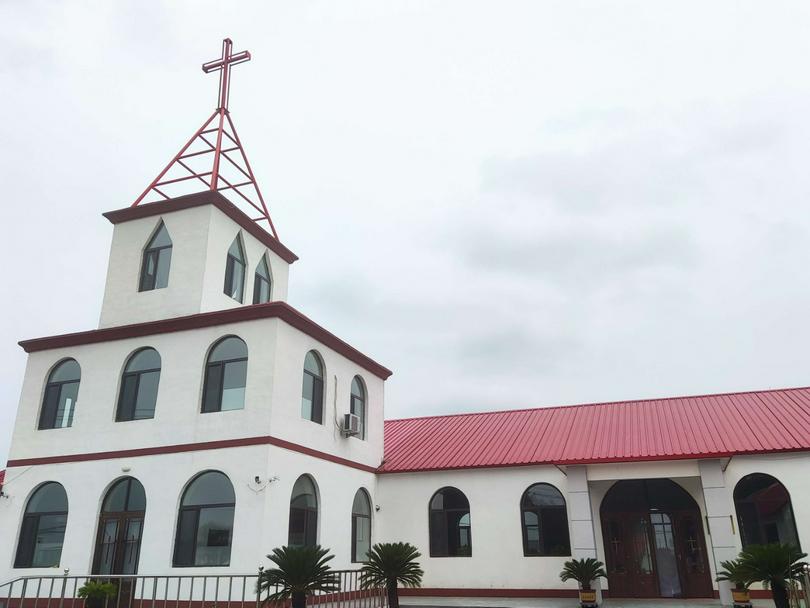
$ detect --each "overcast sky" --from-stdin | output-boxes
[3,1,810,465]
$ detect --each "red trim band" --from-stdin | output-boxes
[400,589,580,598]
[18,301,392,380]
[6,434,379,473]
[104,191,298,264]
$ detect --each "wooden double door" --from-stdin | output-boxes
[600,480,713,598]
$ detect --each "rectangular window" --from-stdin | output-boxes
[202,365,224,413]
[194,507,234,566]
[220,361,247,411]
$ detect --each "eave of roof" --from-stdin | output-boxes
[103,191,299,264]
[18,302,392,380]
[379,386,810,472]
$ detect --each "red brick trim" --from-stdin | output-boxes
[6,434,380,473]
[400,588,580,598]
[103,191,299,264]
[18,301,392,380]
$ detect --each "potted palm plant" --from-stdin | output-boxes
[360,542,424,608]
[77,581,117,608]
[560,558,607,607]
[716,558,754,607]
[735,543,808,608]
[257,545,339,608]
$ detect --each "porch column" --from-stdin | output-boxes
[567,466,602,602]
[699,459,737,607]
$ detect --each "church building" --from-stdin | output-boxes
[1,40,809,607]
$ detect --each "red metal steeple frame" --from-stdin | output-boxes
[132,38,279,240]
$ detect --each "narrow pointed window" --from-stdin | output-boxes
[301,351,324,424]
[39,359,81,430]
[223,236,246,302]
[116,348,161,421]
[288,475,318,548]
[350,376,366,440]
[139,222,172,291]
[351,489,372,562]
[252,256,272,304]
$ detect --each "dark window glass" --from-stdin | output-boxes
[734,473,800,549]
[351,489,372,562]
[521,483,571,556]
[252,256,272,304]
[202,337,247,413]
[38,359,81,430]
[301,351,324,424]
[102,478,146,513]
[173,472,235,567]
[116,348,161,421]
[15,482,68,568]
[223,236,246,302]
[288,475,318,548]
[429,487,471,557]
[92,478,147,576]
[139,222,172,291]
[350,376,366,440]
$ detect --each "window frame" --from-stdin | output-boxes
[351,488,372,563]
[301,351,324,424]
[350,376,366,440]
[201,337,248,414]
[139,221,172,292]
[519,483,571,557]
[38,359,81,430]
[288,475,319,548]
[252,256,272,304]
[116,348,162,422]
[733,472,801,550]
[428,486,472,558]
[223,236,246,303]
[14,482,69,569]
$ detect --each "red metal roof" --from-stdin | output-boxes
[380,387,810,472]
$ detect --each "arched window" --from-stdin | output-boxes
[734,473,800,548]
[15,482,68,568]
[39,359,81,430]
[223,235,246,302]
[429,487,471,557]
[173,471,235,567]
[521,483,571,556]
[301,351,324,424]
[350,376,366,440]
[351,489,372,562]
[116,348,161,421]
[289,475,318,547]
[139,221,172,291]
[252,255,272,304]
[93,477,146,575]
[202,337,248,413]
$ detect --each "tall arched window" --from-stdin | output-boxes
[173,471,235,567]
[39,359,81,430]
[202,337,248,413]
[351,489,372,562]
[223,235,246,302]
[301,351,324,424]
[15,482,68,568]
[116,348,161,421]
[139,221,172,291]
[734,473,800,548]
[429,487,471,557]
[521,483,571,556]
[289,475,318,547]
[350,376,366,440]
[93,477,146,575]
[252,255,272,304]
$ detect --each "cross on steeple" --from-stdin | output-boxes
[131,38,278,240]
[202,38,251,111]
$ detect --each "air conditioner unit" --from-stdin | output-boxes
[343,413,361,437]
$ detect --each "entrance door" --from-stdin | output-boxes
[92,477,147,605]
[600,480,713,599]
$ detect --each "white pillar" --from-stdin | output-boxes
[699,459,738,607]
[567,466,603,603]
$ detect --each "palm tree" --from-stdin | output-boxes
[360,542,424,608]
[257,546,339,608]
[560,558,607,591]
[735,544,808,608]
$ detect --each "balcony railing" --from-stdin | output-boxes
[0,571,386,608]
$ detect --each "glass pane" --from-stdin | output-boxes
[40,384,61,429]
[31,514,67,568]
[220,361,246,411]
[301,374,314,420]
[174,510,197,566]
[202,364,223,413]
[230,261,245,301]
[227,237,244,261]
[523,484,565,508]
[431,488,469,510]
[121,519,143,574]
[630,517,653,575]
[126,349,161,373]
[134,371,160,419]
[352,490,371,516]
[55,381,79,428]
[50,360,80,383]
[209,337,247,363]
[652,513,682,597]
[117,375,138,421]
[126,480,146,511]
[256,257,270,280]
[141,251,157,290]
[95,519,119,575]
[354,515,371,561]
[148,223,172,248]
[291,476,317,509]
[194,506,234,566]
[27,483,68,513]
[304,352,322,376]
[103,480,129,512]
[155,248,171,289]
[182,472,235,507]
[351,377,364,398]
